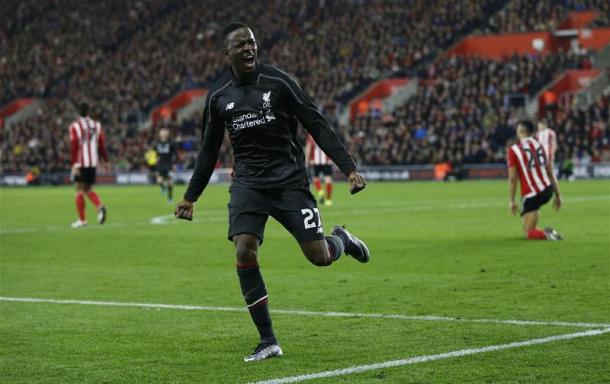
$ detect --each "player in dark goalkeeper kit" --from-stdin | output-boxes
[175,22,370,362]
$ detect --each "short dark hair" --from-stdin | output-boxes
[518,119,535,135]
[222,22,249,38]
[79,102,90,117]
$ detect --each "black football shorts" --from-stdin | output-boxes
[74,167,96,185]
[228,185,325,245]
[312,164,332,177]
[521,186,553,216]
[156,163,172,179]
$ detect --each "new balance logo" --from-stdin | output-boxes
[226,102,235,111]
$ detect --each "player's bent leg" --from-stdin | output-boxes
[233,234,281,361]
[299,239,335,266]
[523,211,546,240]
[522,210,539,233]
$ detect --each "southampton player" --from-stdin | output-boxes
[175,23,369,361]
[536,119,557,165]
[507,120,563,240]
[69,103,108,228]
[306,134,334,206]
[155,128,177,203]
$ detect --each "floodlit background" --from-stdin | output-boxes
[1,1,609,383]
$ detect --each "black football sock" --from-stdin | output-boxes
[332,229,350,249]
[237,262,276,344]
[326,235,344,262]
[167,184,173,200]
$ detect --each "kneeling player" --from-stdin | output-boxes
[507,120,563,240]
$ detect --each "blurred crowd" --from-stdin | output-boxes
[344,51,603,166]
[1,0,609,174]
[483,0,609,34]
[1,101,71,174]
[544,96,610,165]
[2,0,501,107]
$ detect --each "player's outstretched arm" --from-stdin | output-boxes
[348,171,366,194]
[277,69,357,179]
[175,200,194,221]
[176,94,224,221]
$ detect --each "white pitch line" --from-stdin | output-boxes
[0,215,225,234]
[150,214,178,225]
[1,296,609,329]
[250,328,610,384]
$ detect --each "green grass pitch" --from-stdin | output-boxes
[1,180,609,383]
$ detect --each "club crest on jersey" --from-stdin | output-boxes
[262,91,276,122]
[262,91,271,108]
[225,102,234,111]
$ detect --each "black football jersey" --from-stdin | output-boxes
[184,62,356,202]
[155,140,176,166]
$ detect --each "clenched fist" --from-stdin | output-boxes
[175,200,194,221]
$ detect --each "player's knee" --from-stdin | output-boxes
[309,255,331,267]
[300,241,331,267]
[306,250,331,267]
[235,240,258,264]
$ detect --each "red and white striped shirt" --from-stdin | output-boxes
[69,117,108,167]
[306,135,331,165]
[536,127,556,163]
[507,137,552,198]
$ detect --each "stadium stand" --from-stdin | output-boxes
[345,51,596,166]
[1,0,608,176]
[482,0,609,33]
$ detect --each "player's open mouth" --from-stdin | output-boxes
[243,56,255,68]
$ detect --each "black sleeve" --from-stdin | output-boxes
[282,74,356,176]
[183,94,224,202]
